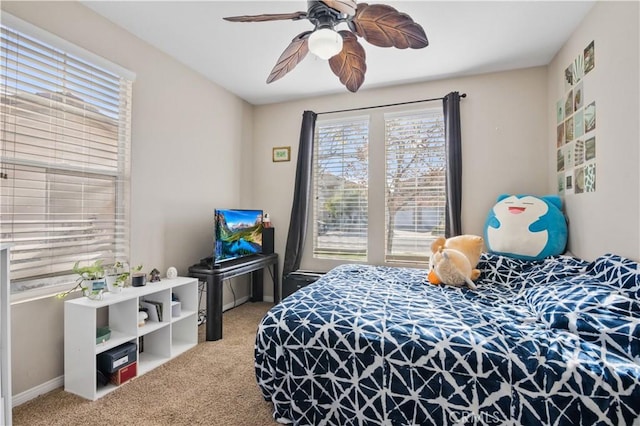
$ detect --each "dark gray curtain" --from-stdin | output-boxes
[283,110,317,276]
[443,92,462,237]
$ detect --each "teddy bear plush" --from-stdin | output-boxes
[428,235,484,289]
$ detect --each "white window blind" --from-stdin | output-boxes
[0,17,133,295]
[313,117,369,260]
[385,109,445,263]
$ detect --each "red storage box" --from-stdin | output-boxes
[110,361,137,385]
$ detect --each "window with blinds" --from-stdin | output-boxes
[313,117,369,260]
[384,109,445,263]
[0,16,134,295]
[312,109,445,265]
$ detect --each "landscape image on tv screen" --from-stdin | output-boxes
[214,209,263,263]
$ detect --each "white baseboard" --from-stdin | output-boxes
[221,295,273,312]
[222,295,250,312]
[13,375,63,407]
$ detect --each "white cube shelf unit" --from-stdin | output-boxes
[64,276,198,400]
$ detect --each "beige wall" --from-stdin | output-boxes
[547,1,640,261]
[2,1,254,396]
[5,0,639,406]
[253,67,550,276]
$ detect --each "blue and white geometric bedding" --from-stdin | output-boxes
[255,253,640,425]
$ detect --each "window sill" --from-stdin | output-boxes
[10,280,75,305]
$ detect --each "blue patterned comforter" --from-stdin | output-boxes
[255,253,640,425]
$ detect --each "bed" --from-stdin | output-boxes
[255,253,640,425]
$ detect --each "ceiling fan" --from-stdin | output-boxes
[223,0,428,93]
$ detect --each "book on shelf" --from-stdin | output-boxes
[140,299,163,322]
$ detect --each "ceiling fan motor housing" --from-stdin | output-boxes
[307,0,349,30]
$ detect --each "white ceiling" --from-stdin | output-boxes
[82,1,596,105]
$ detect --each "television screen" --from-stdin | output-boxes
[214,209,263,264]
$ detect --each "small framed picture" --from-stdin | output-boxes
[272,146,291,162]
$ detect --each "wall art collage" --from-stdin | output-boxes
[556,40,596,195]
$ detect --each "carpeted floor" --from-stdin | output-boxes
[12,302,278,425]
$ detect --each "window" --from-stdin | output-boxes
[312,108,445,265]
[384,110,445,263]
[313,117,369,260]
[0,15,134,297]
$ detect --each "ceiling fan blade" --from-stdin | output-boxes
[267,32,312,84]
[223,12,307,23]
[319,0,357,16]
[349,3,428,49]
[328,31,367,93]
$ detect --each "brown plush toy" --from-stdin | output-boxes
[428,235,484,289]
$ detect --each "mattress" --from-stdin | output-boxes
[255,253,640,425]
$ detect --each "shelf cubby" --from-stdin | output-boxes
[64,277,198,400]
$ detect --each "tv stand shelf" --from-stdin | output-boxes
[189,253,279,341]
[64,277,198,400]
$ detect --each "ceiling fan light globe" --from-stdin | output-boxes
[309,28,343,60]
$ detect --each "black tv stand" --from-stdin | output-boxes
[199,255,214,267]
[210,254,261,269]
[188,253,279,341]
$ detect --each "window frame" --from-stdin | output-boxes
[1,13,135,302]
[383,108,446,264]
[312,115,370,261]
[308,106,446,269]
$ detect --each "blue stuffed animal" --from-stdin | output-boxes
[484,194,567,260]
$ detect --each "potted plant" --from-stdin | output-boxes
[56,260,105,300]
[105,262,143,292]
[105,262,124,293]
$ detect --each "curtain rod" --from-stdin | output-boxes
[316,93,466,115]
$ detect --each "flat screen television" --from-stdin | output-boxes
[214,209,263,264]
